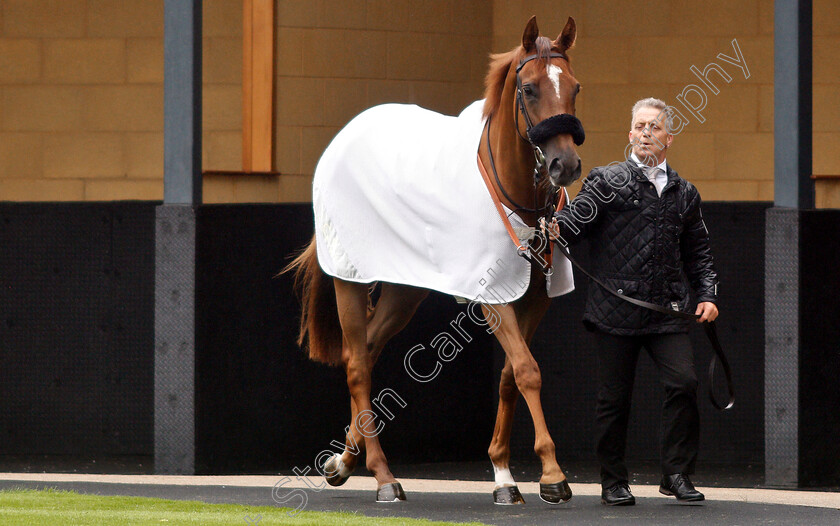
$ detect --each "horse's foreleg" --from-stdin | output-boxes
[484,302,571,504]
[333,278,404,501]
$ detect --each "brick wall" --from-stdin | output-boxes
[0,1,837,204]
[0,0,164,201]
[271,0,492,201]
[494,0,838,205]
[812,1,840,207]
[0,0,245,202]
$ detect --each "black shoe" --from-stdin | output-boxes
[659,473,705,502]
[601,482,635,506]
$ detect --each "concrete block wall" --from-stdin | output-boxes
[812,0,840,207]
[271,0,492,201]
[493,0,839,205]
[0,0,165,201]
[0,0,245,202]
[1,1,838,205]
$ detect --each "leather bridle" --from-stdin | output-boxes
[481,51,586,276]
[514,52,585,151]
[485,51,585,217]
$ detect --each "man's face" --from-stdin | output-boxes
[628,106,673,166]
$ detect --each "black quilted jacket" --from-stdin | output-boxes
[553,160,718,335]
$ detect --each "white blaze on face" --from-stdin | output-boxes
[548,64,564,97]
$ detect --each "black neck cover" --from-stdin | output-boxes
[527,113,585,146]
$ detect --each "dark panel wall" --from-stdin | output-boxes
[0,201,775,473]
[193,205,496,473]
[798,210,840,486]
[0,203,155,456]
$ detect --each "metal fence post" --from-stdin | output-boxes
[155,0,202,474]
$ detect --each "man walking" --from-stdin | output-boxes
[546,97,719,505]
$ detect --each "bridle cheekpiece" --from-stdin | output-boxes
[481,49,586,274]
[514,52,585,177]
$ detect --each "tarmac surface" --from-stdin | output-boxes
[1,460,839,525]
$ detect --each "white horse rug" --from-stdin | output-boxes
[312,100,574,305]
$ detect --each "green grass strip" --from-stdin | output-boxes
[0,488,488,526]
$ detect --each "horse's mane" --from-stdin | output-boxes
[483,36,558,120]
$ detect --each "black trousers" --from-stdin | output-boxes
[593,331,699,489]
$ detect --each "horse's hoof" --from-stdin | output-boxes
[493,485,526,505]
[539,480,572,504]
[376,482,406,502]
[324,454,353,487]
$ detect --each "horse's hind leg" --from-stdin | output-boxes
[327,283,428,487]
[332,278,408,501]
[485,300,571,505]
[367,283,429,362]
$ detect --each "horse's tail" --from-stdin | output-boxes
[281,235,343,366]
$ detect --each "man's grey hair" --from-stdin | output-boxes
[631,97,669,127]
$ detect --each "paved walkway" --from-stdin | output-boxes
[1,473,838,525]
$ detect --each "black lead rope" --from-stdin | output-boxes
[701,321,734,410]
[550,240,735,411]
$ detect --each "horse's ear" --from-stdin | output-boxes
[554,17,577,53]
[522,16,539,53]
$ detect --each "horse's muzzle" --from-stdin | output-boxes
[549,155,581,187]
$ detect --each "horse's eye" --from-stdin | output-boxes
[522,85,535,97]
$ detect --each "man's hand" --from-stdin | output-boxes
[695,302,718,323]
[540,216,559,238]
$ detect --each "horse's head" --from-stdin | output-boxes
[515,16,583,187]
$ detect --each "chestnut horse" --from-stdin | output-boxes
[285,16,583,504]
